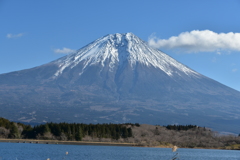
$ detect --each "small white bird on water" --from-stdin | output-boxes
[172,146,178,152]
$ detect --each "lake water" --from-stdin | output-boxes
[0,142,239,160]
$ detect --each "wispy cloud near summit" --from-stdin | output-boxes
[6,33,24,39]
[148,30,240,53]
[54,47,75,54]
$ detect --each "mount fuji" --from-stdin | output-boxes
[0,33,240,133]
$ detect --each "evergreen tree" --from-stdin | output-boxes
[9,123,20,138]
[43,124,51,134]
[122,127,128,138]
[75,126,83,141]
[127,128,132,137]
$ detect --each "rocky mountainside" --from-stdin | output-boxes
[0,33,239,133]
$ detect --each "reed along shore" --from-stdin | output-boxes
[0,139,134,147]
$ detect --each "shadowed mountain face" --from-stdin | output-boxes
[0,33,240,133]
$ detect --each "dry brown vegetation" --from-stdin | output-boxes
[124,124,240,149]
[82,124,240,149]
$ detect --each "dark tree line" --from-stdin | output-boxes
[165,125,199,131]
[0,117,134,141]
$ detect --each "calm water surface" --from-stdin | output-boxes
[0,142,239,160]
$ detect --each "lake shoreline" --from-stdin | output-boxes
[0,138,135,147]
[1,139,239,150]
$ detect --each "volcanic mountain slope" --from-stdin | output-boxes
[0,33,240,133]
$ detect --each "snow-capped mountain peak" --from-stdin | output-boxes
[53,33,200,77]
[1,33,240,134]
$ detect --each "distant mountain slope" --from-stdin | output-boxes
[0,33,239,133]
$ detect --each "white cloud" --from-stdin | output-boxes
[6,33,24,38]
[148,30,240,53]
[54,47,75,54]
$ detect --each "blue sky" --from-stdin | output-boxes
[1,0,240,91]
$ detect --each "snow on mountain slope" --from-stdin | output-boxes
[53,33,201,78]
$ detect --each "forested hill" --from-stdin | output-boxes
[0,117,240,149]
[0,117,134,140]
